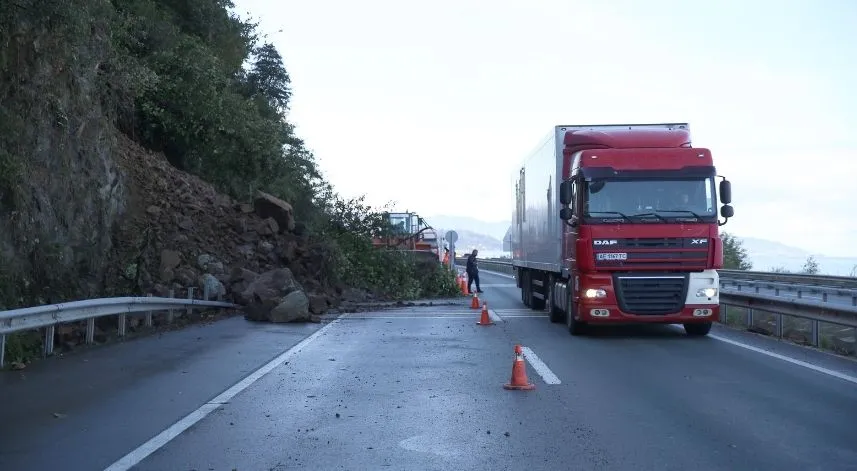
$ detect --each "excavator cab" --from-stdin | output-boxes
[372,211,441,262]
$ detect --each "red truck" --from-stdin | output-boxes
[510,123,733,336]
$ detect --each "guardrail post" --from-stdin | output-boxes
[775,313,783,338]
[43,325,55,358]
[822,292,828,302]
[186,287,194,316]
[203,283,210,301]
[167,289,175,324]
[0,334,5,368]
[145,293,153,327]
[118,312,126,337]
[746,308,753,328]
[86,318,95,345]
[811,320,820,347]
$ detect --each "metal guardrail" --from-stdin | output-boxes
[458,258,857,351]
[0,292,237,368]
[716,269,857,290]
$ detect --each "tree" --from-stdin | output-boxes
[245,42,292,115]
[721,232,752,270]
[801,255,819,275]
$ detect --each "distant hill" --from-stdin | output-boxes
[431,228,503,254]
[426,215,857,276]
[424,214,510,242]
[740,236,857,276]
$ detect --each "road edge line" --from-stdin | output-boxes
[709,333,857,386]
[103,318,341,471]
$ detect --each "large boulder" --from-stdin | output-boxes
[308,293,329,315]
[239,268,312,323]
[269,290,310,323]
[253,191,295,233]
[198,273,226,299]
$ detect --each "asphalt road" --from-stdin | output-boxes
[2,269,857,470]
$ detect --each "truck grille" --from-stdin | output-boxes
[592,237,709,269]
[614,275,688,315]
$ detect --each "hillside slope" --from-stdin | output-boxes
[111,133,340,304]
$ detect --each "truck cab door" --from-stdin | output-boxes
[567,179,580,271]
[560,177,580,273]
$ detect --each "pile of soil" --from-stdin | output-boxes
[106,133,352,307]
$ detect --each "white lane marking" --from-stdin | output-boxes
[479,268,515,279]
[488,309,503,323]
[502,315,549,318]
[479,283,517,288]
[495,308,536,313]
[520,346,562,385]
[103,319,341,471]
[709,334,857,386]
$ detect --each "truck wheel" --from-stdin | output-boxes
[521,271,532,307]
[566,298,586,336]
[684,322,712,337]
[547,281,563,323]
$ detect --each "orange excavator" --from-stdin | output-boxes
[371,212,441,262]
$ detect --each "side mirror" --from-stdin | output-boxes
[719,179,732,204]
[720,205,734,218]
[559,180,573,205]
[559,207,574,220]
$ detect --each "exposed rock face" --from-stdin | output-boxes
[0,14,127,306]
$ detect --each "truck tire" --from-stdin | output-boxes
[566,296,586,336]
[683,322,712,337]
[547,280,563,323]
[520,271,532,307]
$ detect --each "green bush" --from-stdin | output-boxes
[315,193,460,300]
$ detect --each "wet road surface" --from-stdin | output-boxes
[2,269,857,470]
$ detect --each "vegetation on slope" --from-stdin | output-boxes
[0,0,458,311]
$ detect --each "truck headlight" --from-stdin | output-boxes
[584,288,607,298]
[697,288,717,298]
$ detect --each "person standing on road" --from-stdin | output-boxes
[466,249,483,293]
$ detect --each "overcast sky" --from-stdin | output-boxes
[232,0,857,257]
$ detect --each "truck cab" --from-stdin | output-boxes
[512,123,733,337]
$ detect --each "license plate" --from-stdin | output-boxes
[597,252,628,261]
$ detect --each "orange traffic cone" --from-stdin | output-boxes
[503,345,535,391]
[459,276,468,295]
[477,302,493,326]
[470,293,480,309]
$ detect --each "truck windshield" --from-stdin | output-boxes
[584,177,716,223]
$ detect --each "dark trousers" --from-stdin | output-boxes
[467,271,481,293]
